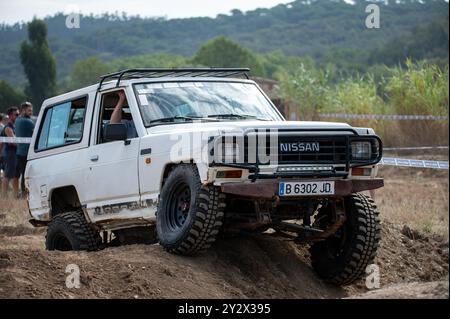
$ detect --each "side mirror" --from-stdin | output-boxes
[103,123,127,142]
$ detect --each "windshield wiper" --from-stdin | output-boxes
[149,116,217,124]
[207,114,270,121]
[208,113,257,119]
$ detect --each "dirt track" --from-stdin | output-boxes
[0,164,448,299]
[0,221,448,299]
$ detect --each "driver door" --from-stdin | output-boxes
[83,89,140,221]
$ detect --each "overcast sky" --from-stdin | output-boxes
[0,0,295,25]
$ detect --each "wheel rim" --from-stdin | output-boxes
[52,232,72,251]
[314,207,348,258]
[166,182,191,231]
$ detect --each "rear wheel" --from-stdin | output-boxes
[157,164,225,255]
[310,193,381,285]
[46,211,101,251]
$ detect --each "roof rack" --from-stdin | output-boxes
[98,68,251,90]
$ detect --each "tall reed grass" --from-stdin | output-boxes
[278,60,449,146]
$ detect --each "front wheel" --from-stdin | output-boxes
[156,164,225,255]
[310,193,381,285]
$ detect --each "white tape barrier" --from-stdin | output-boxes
[319,114,449,121]
[380,157,449,170]
[0,137,32,144]
[384,146,449,151]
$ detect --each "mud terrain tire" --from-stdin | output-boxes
[310,193,381,285]
[46,211,101,251]
[157,164,225,255]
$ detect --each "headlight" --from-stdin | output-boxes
[351,141,372,160]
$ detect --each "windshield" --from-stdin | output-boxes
[134,81,283,126]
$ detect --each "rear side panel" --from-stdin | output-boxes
[26,89,96,221]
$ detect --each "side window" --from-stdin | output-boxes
[36,97,87,151]
[97,91,135,144]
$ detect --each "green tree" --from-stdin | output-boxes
[0,80,26,113]
[20,19,57,112]
[192,37,265,76]
[260,50,317,79]
[69,57,111,90]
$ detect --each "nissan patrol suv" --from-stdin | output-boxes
[26,68,383,285]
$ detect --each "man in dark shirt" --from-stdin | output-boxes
[1,107,20,197]
[15,102,34,197]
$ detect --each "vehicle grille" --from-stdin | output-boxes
[212,133,382,171]
[276,136,349,165]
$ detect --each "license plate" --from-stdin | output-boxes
[279,181,335,196]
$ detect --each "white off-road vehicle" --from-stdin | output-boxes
[26,68,383,285]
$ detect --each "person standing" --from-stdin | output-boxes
[1,107,20,197]
[15,102,34,197]
[0,113,5,180]
[0,113,5,132]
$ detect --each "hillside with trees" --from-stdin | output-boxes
[0,0,448,86]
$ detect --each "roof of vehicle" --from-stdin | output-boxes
[41,68,254,108]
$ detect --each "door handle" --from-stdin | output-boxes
[90,155,99,162]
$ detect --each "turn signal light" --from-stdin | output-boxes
[351,168,371,176]
[216,170,242,178]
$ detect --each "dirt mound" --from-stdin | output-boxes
[0,234,344,299]
[0,222,448,299]
[376,222,448,284]
[344,222,449,295]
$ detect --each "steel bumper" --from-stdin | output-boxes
[220,178,384,199]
